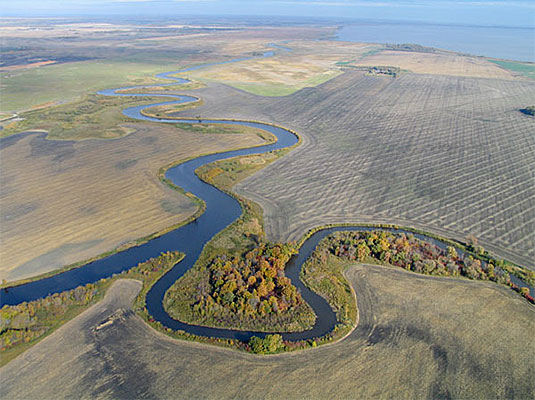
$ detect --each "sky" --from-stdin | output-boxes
[1,0,534,28]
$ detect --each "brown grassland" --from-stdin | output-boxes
[0,122,267,281]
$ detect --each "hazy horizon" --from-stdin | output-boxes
[2,1,534,29]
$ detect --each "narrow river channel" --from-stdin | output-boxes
[1,48,531,341]
[1,49,340,341]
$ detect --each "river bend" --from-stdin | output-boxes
[2,49,530,341]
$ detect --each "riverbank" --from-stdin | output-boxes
[0,252,183,366]
[2,49,532,357]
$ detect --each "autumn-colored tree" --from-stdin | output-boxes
[356,242,370,261]
[447,246,458,259]
[200,243,302,319]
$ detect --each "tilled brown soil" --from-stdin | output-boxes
[172,70,535,268]
[1,267,533,399]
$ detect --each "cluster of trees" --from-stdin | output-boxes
[385,43,438,53]
[1,251,182,353]
[342,65,401,78]
[123,250,182,278]
[367,66,401,78]
[248,334,285,354]
[0,282,100,351]
[324,231,514,285]
[193,243,304,320]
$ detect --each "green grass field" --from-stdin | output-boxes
[336,45,384,66]
[1,60,183,112]
[1,93,172,139]
[490,59,535,79]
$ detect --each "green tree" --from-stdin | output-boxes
[249,334,284,354]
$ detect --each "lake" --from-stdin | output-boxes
[337,22,534,62]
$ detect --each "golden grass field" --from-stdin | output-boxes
[349,50,518,79]
[0,122,267,281]
[181,39,518,96]
[188,56,343,96]
[182,40,368,95]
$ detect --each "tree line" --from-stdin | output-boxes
[315,230,533,303]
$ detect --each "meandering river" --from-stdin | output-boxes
[1,49,340,341]
[1,48,531,341]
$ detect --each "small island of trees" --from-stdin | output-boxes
[165,242,316,333]
[204,243,303,317]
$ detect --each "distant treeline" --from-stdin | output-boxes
[341,65,401,77]
[385,43,439,53]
